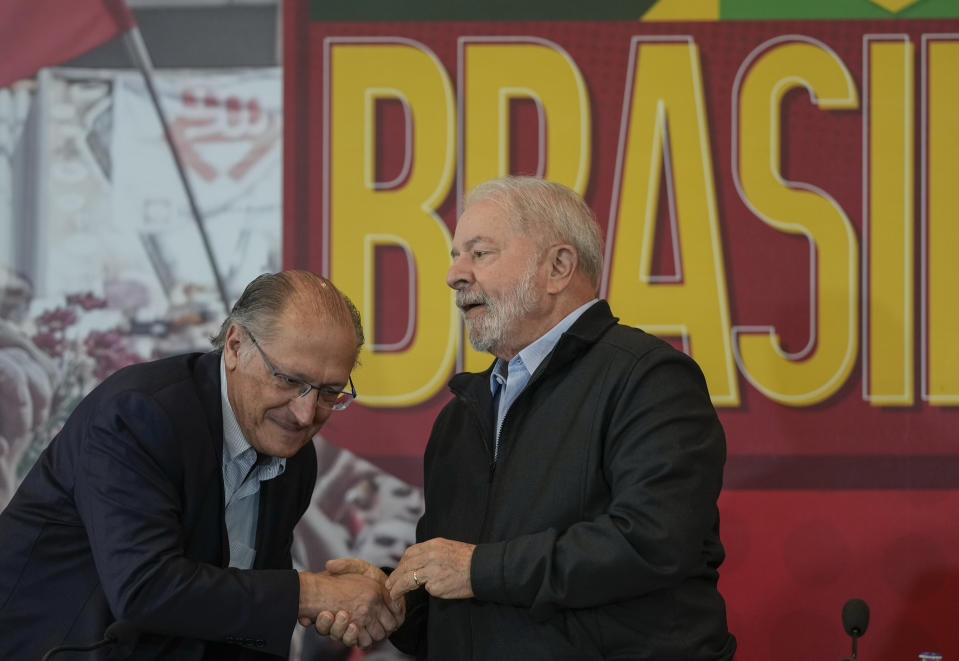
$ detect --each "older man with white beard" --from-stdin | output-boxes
[324,176,737,661]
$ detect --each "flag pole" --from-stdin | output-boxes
[119,25,232,315]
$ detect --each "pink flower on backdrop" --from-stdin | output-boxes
[31,331,65,358]
[85,329,143,380]
[35,307,77,332]
[66,292,108,311]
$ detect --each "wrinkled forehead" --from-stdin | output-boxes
[456,198,526,242]
[268,305,357,354]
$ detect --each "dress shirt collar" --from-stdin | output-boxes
[490,298,599,395]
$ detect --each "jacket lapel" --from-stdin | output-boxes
[192,351,230,566]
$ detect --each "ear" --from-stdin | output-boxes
[545,244,578,294]
[223,323,243,371]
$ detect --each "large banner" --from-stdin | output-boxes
[284,0,959,658]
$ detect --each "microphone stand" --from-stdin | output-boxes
[840,628,861,661]
[40,620,137,661]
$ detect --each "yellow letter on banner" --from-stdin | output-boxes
[732,37,859,406]
[864,36,914,406]
[924,37,959,404]
[459,37,591,373]
[327,39,457,406]
[606,37,738,406]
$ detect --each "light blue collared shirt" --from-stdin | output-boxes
[219,357,286,569]
[490,299,598,458]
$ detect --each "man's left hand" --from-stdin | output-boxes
[384,538,476,601]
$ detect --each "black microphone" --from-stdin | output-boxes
[41,620,139,661]
[840,598,870,661]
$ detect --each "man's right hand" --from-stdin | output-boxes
[297,568,403,649]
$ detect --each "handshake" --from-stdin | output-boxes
[297,537,476,649]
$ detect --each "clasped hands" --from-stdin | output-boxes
[301,537,476,648]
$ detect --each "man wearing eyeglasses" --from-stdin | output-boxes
[0,270,403,660]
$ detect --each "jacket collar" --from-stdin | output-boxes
[194,350,225,462]
[450,299,619,397]
[540,299,618,374]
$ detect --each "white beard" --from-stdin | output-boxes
[458,262,540,355]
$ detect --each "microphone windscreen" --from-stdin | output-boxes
[104,620,139,659]
[842,598,870,637]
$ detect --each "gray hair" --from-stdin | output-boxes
[463,176,604,289]
[210,271,364,359]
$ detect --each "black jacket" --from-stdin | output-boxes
[393,301,736,660]
[0,351,316,660]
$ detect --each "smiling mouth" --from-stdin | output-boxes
[270,417,310,436]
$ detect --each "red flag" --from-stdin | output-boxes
[0,0,135,87]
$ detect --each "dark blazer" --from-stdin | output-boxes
[0,351,317,660]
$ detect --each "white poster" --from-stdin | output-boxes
[1,67,284,500]
[111,67,282,314]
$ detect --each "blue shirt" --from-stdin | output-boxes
[219,357,286,569]
[490,299,598,458]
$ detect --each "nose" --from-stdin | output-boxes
[288,390,322,426]
[446,254,472,290]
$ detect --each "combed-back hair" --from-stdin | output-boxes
[464,176,604,289]
[210,270,364,361]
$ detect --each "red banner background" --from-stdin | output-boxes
[285,9,958,659]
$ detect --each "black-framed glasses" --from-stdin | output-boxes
[243,327,356,411]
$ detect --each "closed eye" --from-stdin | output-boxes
[276,374,305,389]
[318,387,342,402]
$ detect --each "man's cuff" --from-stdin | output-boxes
[468,541,507,602]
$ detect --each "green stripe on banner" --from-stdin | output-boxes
[310,0,657,22]
[721,0,959,20]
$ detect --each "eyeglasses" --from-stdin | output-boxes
[243,327,356,411]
